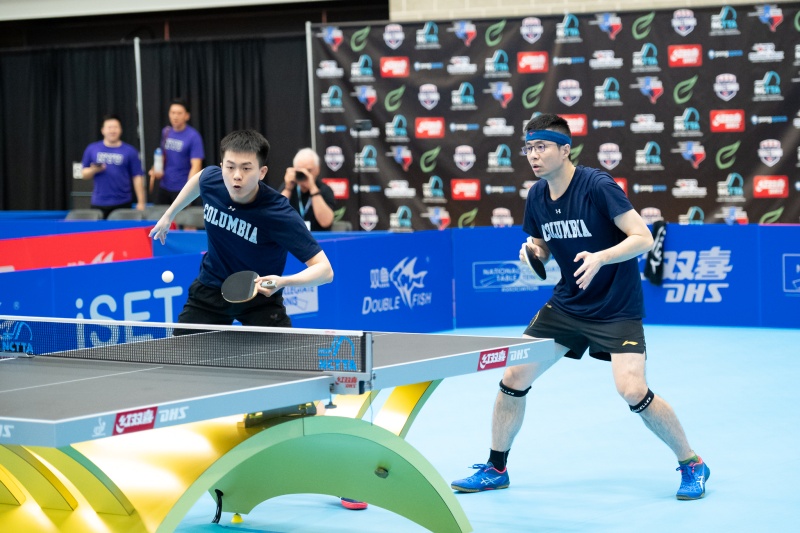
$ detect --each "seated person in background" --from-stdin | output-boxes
[81,114,145,218]
[149,98,205,205]
[278,148,336,231]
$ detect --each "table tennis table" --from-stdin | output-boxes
[0,315,554,533]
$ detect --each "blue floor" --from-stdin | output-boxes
[176,324,800,532]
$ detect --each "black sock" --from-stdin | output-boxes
[488,449,509,471]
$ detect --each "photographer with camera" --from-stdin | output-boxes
[278,148,336,231]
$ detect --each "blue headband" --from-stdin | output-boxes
[525,129,571,145]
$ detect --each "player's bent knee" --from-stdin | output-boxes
[499,380,531,398]
[629,388,654,414]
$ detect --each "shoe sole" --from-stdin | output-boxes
[341,500,368,510]
[451,484,509,493]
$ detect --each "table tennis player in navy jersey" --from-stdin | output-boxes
[149,129,332,330]
[451,113,710,501]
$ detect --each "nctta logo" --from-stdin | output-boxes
[668,45,703,67]
[710,110,745,132]
[753,175,788,198]
[517,51,548,73]
[380,57,410,77]
[561,114,588,136]
[451,179,481,200]
[477,347,508,371]
[415,117,445,138]
[113,407,157,435]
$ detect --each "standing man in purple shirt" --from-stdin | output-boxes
[149,98,205,205]
[450,113,710,501]
[81,114,146,218]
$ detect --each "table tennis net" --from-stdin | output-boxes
[0,316,367,374]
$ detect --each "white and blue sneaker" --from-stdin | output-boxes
[676,457,710,500]
[451,463,509,493]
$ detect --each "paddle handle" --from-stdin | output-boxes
[260,280,277,289]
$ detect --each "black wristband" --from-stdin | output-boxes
[310,191,321,197]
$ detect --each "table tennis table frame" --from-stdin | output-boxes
[0,319,555,533]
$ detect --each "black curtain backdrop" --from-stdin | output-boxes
[139,35,309,191]
[0,34,308,210]
[0,44,138,210]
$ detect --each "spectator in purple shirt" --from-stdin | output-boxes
[149,98,205,205]
[81,114,145,218]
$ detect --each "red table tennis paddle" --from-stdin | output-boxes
[523,246,547,280]
[221,271,277,303]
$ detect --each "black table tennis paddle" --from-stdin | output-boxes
[523,246,547,280]
[221,271,277,303]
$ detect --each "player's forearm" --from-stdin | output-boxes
[281,252,334,288]
[600,233,653,265]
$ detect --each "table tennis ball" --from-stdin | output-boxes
[161,270,174,283]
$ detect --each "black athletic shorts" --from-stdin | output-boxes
[523,303,646,361]
[174,278,291,335]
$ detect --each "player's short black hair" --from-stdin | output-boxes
[524,113,571,138]
[219,130,270,168]
[169,98,190,113]
[101,114,122,127]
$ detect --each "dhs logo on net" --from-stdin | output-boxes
[363,256,432,315]
[477,348,508,371]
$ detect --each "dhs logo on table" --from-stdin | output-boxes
[477,348,508,371]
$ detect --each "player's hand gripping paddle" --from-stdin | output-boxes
[523,245,547,280]
[221,271,277,303]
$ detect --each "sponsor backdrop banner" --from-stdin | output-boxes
[309,5,800,231]
[2,227,797,330]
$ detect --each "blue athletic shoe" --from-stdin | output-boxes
[451,463,509,492]
[676,457,710,500]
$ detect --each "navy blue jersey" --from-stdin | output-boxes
[196,166,323,288]
[522,166,644,322]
